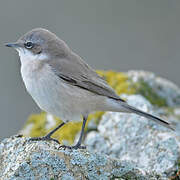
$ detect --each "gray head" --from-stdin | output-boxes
[5,28,70,62]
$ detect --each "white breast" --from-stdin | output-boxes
[20,59,99,122]
[19,51,108,122]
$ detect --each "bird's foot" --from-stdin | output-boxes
[29,136,60,144]
[59,144,86,150]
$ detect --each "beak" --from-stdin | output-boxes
[5,42,22,48]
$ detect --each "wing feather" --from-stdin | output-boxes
[47,52,125,102]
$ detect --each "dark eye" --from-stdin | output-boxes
[24,42,34,49]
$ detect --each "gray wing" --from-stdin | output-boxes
[47,52,125,102]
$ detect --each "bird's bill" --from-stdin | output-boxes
[5,42,22,48]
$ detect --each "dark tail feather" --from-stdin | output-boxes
[121,103,174,131]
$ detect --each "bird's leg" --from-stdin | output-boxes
[29,122,65,144]
[60,116,87,149]
[72,116,87,149]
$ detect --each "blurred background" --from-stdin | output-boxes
[0,0,179,139]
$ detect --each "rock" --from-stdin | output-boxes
[127,70,180,107]
[0,136,161,180]
[85,94,180,178]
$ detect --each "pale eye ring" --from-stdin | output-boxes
[24,41,34,49]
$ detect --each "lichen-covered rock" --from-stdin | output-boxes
[85,94,180,178]
[0,136,160,180]
[128,70,180,107]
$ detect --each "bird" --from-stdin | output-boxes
[5,28,174,149]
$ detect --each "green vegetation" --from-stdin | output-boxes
[133,79,167,107]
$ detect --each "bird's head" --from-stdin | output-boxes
[5,28,70,63]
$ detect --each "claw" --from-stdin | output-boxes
[29,136,60,144]
[59,145,86,150]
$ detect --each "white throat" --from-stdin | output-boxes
[16,48,48,64]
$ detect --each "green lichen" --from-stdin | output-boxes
[133,79,167,107]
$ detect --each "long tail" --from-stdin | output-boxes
[121,102,174,131]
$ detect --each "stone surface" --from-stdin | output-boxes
[127,70,180,107]
[0,136,161,180]
[85,94,180,178]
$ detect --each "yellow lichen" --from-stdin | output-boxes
[21,70,135,144]
[96,70,135,95]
